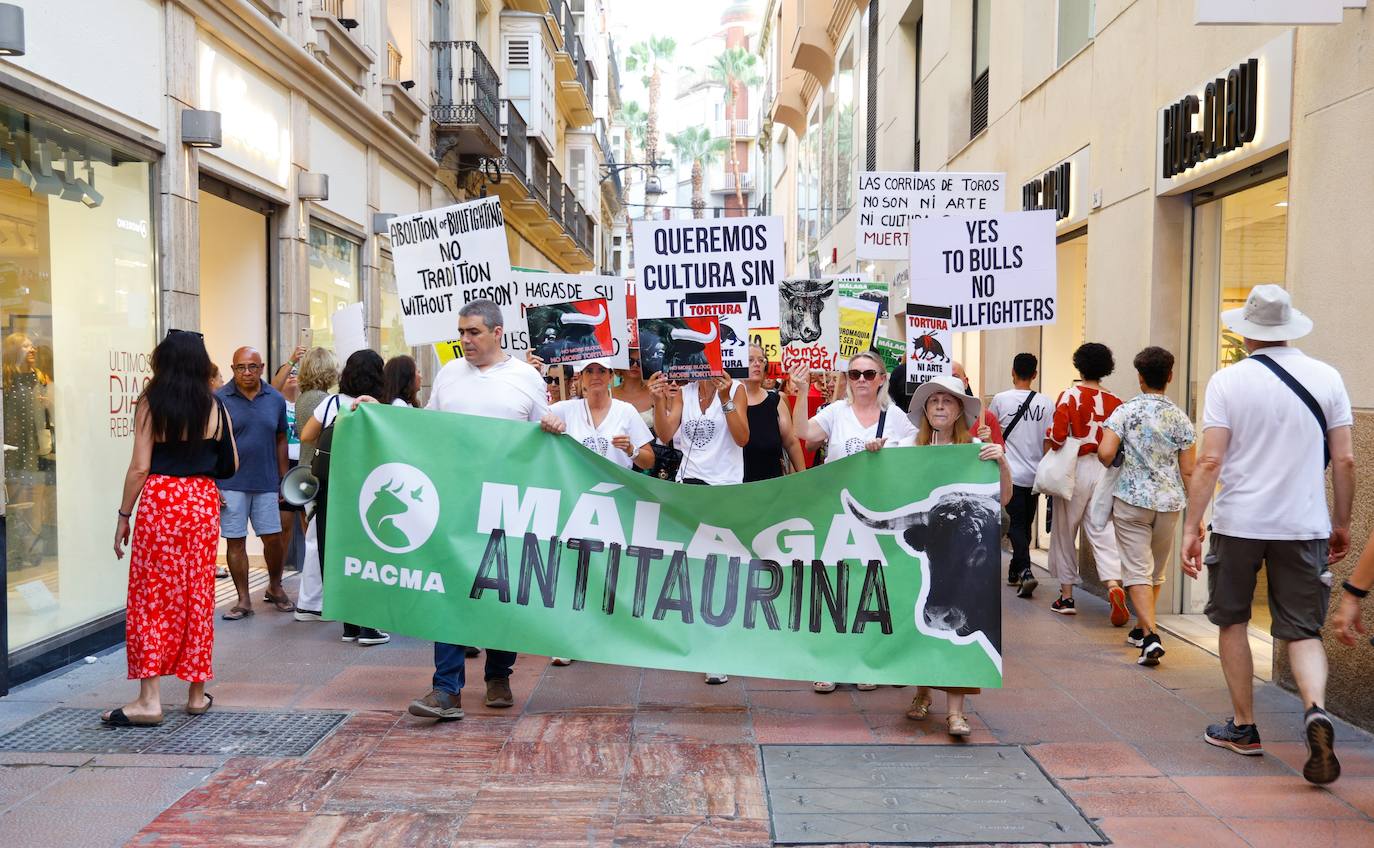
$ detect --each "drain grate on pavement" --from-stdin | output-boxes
[761,745,1105,845]
[0,708,348,758]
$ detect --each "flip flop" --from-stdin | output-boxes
[101,707,163,727]
[186,692,214,716]
[221,606,254,621]
[263,593,295,613]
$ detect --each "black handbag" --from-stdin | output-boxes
[310,395,343,485]
[211,399,238,480]
[650,440,682,480]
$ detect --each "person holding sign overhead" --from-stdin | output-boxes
[650,367,749,685]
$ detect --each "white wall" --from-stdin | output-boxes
[308,113,369,225]
[380,158,421,215]
[2,0,165,134]
[198,35,294,192]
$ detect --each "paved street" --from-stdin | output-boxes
[2,565,1372,848]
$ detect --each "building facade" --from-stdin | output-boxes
[760,0,1374,726]
[0,0,622,689]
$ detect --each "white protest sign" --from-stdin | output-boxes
[631,216,783,329]
[905,304,953,388]
[856,172,1006,260]
[908,210,1058,331]
[513,272,629,369]
[389,196,512,346]
[330,301,367,361]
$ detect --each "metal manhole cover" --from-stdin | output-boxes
[761,745,1105,845]
[0,708,347,758]
[144,710,347,757]
[0,708,196,754]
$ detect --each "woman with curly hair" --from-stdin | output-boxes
[1044,342,1125,620]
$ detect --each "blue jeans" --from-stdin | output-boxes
[433,643,516,695]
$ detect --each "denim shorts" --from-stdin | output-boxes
[220,490,282,538]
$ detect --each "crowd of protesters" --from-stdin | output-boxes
[106,285,1365,784]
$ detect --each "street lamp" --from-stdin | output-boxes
[643,174,665,198]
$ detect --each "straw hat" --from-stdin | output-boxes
[906,374,981,429]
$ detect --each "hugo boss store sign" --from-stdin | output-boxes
[1022,146,1090,233]
[1155,31,1293,195]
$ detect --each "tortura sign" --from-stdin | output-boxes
[1161,57,1258,179]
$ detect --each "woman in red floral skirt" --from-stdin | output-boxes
[105,329,236,726]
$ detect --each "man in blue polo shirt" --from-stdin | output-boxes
[217,346,291,620]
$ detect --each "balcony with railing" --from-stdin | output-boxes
[711,172,755,194]
[381,41,424,139]
[598,128,623,209]
[550,0,594,126]
[430,40,502,161]
[548,163,565,228]
[310,0,372,93]
[711,118,757,140]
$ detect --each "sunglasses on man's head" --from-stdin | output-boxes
[847,369,880,382]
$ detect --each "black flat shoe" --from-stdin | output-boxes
[100,707,163,727]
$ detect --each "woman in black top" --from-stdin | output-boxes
[107,329,237,726]
[742,344,807,482]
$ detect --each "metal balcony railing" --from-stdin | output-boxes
[529,144,551,209]
[598,129,622,197]
[548,163,565,226]
[715,172,755,191]
[430,41,500,132]
[583,212,596,257]
[501,100,528,187]
[566,193,581,244]
[712,118,756,139]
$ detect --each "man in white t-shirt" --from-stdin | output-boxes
[1181,285,1354,785]
[408,299,548,722]
[987,353,1053,596]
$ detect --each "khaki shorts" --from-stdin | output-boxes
[1110,500,1179,588]
[1203,532,1330,641]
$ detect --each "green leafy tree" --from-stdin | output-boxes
[706,46,763,211]
[668,126,727,218]
[615,101,648,165]
[624,36,678,175]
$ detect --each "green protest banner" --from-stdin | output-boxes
[323,405,1004,687]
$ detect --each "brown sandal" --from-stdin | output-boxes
[186,693,214,716]
[263,592,295,613]
[221,606,254,621]
[906,695,934,721]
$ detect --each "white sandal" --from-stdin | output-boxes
[855,683,878,691]
[812,681,837,693]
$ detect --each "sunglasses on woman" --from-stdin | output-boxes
[847,369,881,382]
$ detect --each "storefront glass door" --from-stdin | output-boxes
[1185,173,1289,627]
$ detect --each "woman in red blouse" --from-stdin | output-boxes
[1043,343,1126,619]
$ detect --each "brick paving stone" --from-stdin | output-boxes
[0,764,72,810]
[491,741,632,777]
[632,708,754,744]
[1175,774,1367,819]
[1058,775,1208,818]
[1223,816,1374,848]
[1132,740,1303,777]
[511,711,635,743]
[609,814,772,847]
[1094,815,1250,848]
[1324,777,1374,817]
[1266,740,1374,778]
[1027,742,1164,778]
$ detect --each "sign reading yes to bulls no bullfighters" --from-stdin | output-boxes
[908,210,1058,331]
[322,404,1004,688]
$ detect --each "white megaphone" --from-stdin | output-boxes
[280,465,320,506]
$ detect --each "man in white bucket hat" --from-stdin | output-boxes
[1181,284,1354,785]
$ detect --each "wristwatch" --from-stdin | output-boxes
[721,400,736,414]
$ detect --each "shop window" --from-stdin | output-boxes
[378,251,408,360]
[1056,0,1095,66]
[307,224,361,354]
[833,33,857,219]
[1,104,158,652]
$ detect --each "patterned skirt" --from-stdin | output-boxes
[125,474,220,681]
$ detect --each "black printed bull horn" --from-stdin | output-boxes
[670,324,718,346]
[559,305,608,327]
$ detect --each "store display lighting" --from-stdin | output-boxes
[298,172,330,201]
[181,109,223,149]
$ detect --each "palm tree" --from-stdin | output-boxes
[706,46,762,212]
[668,126,727,218]
[616,101,648,166]
[624,36,677,173]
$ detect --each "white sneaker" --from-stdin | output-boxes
[704,673,728,685]
[551,657,573,666]
[855,683,878,691]
[293,609,322,622]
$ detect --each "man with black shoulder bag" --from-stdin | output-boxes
[1181,286,1355,786]
[989,353,1054,597]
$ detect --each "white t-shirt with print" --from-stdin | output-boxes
[812,400,917,461]
[550,398,653,470]
[673,382,744,484]
[1202,346,1352,540]
[426,355,549,423]
[988,388,1053,487]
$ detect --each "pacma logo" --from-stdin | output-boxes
[358,463,440,554]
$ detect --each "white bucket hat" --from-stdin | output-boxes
[906,374,981,430]
[1221,284,1312,342]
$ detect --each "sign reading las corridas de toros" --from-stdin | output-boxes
[389,196,513,346]
[855,172,1006,260]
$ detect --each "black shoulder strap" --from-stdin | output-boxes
[1250,354,1330,469]
[876,408,888,438]
[1001,391,1037,440]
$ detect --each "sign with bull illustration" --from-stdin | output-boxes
[636,316,725,381]
[323,405,1004,688]
[905,303,954,387]
[631,216,784,341]
[780,279,841,372]
[528,299,615,365]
